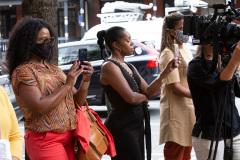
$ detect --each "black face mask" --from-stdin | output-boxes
[32,43,52,59]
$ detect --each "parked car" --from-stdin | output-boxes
[0,39,160,119]
[58,40,160,106]
[0,60,23,121]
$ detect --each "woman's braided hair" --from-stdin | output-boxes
[160,12,184,53]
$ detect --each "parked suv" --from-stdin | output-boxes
[58,40,160,105]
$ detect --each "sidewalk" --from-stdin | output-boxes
[102,152,197,160]
[20,97,240,160]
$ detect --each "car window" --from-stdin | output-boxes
[84,45,101,61]
[68,46,80,63]
[71,45,102,61]
[58,47,73,65]
[58,42,152,65]
[58,44,102,66]
[0,60,8,75]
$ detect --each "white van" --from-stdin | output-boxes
[81,19,197,55]
[81,19,164,51]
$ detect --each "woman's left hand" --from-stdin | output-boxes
[81,61,94,82]
[161,55,182,79]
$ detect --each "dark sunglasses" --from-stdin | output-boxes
[39,37,55,46]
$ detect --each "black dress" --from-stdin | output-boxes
[102,59,151,160]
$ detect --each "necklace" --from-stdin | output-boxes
[106,59,140,92]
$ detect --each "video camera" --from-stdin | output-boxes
[183,1,240,66]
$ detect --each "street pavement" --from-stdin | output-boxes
[19,98,240,160]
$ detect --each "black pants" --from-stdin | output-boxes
[105,107,145,160]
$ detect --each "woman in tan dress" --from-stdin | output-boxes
[159,12,196,160]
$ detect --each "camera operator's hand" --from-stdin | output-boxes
[231,41,240,65]
[220,41,240,81]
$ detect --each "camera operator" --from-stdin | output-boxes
[187,42,240,160]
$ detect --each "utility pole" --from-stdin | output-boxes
[153,0,157,18]
[80,0,85,38]
[64,0,69,42]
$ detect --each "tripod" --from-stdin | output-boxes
[207,74,237,160]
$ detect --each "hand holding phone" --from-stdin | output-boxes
[79,49,88,68]
[174,44,179,67]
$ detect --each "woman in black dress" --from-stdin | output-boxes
[97,26,180,160]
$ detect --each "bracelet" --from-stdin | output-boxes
[158,74,165,84]
[80,80,90,90]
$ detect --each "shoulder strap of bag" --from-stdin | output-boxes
[74,99,88,110]
[74,99,97,122]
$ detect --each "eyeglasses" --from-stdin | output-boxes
[39,37,55,46]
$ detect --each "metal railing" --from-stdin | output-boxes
[0,39,8,52]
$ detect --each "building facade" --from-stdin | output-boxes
[0,0,239,42]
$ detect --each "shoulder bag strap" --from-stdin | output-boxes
[74,99,97,122]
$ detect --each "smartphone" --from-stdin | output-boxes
[78,49,88,66]
[174,44,179,67]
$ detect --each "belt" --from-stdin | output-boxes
[142,102,152,160]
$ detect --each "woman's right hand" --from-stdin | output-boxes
[160,55,181,79]
[220,41,240,81]
[144,97,149,103]
[65,61,83,90]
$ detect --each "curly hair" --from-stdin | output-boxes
[6,17,56,81]
[160,12,184,53]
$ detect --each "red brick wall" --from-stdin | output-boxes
[236,0,240,8]
[233,1,240,24]
[16,5,22,21]
[87,0,100,29]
